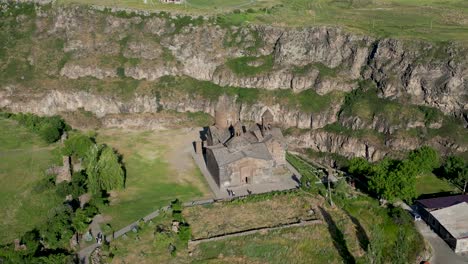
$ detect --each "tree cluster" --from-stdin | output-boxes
[441,156,468,193]
[0,125,126,263]
[348,146,440,202]
[1,112,69,143]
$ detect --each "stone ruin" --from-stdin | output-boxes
[46,156,72,184]
[14,239,26,251]
[55,156,72,184]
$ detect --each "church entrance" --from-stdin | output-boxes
[240,167,253,184]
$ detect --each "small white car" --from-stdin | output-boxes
[411,211,422,221]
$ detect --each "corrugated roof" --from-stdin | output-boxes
[416,195,468,210]
[430,202,468,239]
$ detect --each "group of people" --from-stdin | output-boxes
[226,189,254,196]
[95,232,103,244]
[226,189,236,197]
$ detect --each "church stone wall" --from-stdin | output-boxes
[223,157,274,187]
[266,139,286,166]
[205,148,220,186]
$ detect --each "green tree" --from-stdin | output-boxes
[369,159,417,202]
[20,229,40,256]
[457,167,468,194]
[86,145,125,194]
[444,156,465,179]
[38,123,61,143]
[72,208,91,244]
[97,146,125,191]
[63,134,94,159]
[408,146,439,174]
[41,206,74,249]
[443,156,468,193]
[348,157,372,177]
[86,145,101,194]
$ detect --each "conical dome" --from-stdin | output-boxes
[215,94,239,129]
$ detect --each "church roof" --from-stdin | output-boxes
[207,141,272,166]
[206,121,284,167]
[208,126,231,144]
[226,136,250,152]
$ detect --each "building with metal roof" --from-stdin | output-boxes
[415,195,468,253]
[428,202,468,253]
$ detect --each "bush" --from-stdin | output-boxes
[7,113,68,143]
[178,224,191,243]
[39,123,61,143]
[63,134,95,159]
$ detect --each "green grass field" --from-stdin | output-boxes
[416,172,459,197]
[56,0,468,42]
[0,118,61,244]
[95,128,211,230]
[192,224,345,264]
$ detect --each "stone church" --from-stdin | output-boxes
[204,95,287,188]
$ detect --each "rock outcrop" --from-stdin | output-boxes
[1,3,467,163]
[20,5,466,118]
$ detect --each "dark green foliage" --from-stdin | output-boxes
[178,223,191,243]
[369,159,417,202]
[408,146,439,174]
[41,205,74,249]
[286,153,321,193]
[348,157,372,178]
[63,134,95,159]
[116,67,125,78]
[33,174,56,194]
[86,145,125,194]
[347,147,442,203]
[55,172,87,198]
[443,156,466,180]
[442,156,468,192]
[6,113,68,143]
[226,55,274,76]
[418,105,442,125]
[20,229,41,256]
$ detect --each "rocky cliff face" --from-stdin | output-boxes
[0,87,340,130]
[1,3,467,163]
[29,6,466,117]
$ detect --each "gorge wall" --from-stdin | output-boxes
[0,3,467,162]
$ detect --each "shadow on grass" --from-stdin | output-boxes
[319,207,356,264]
[343,210,369,252]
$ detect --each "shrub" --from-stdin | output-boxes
[63,134,95,159]
[178,224,191,243]
[8,113,68,143]
[39,123,61,143]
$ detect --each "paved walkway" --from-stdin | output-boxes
[395,201,468,264]
[416,221,468,264]
[77,206,171,263]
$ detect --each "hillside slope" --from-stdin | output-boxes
[0,2,467,162]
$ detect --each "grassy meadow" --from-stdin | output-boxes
[0,118,61,244]
[56,0,468,42]
[415,172,459,197]
[95,128,211,230]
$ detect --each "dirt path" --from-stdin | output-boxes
[188,219,322,248]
